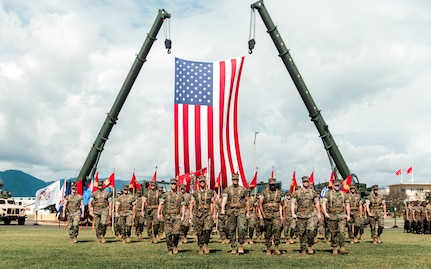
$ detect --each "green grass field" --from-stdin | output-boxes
[0,224,430,269]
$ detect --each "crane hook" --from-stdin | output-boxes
[165,39,172,54]
[248,39,255,54]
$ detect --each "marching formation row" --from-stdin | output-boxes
[62,174,391,255]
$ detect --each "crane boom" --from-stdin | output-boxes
[76,9,171,185]
[250,0,352,180]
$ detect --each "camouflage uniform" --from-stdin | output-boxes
[403,202,414,233]
[157,187,165,239]
[283,193,296,244]
[143,184,161,243]
[180,185,192,243]
[415,202,426,234]
[134,190,145,239]
[259,178,284,255]
[192,179,215,254]
[365,185,386,244]
[116,187,136,243]
[158,179,184,254]
[114,190,123,238]
[425,201,431,234]
[347,187,362,243]
[216,198,228,243]
[246,194,258,244]
[323,186,350,254]
[291,177,320,254]
[90,187,111,243]
[63,190,83,243]
[222,174,249,254]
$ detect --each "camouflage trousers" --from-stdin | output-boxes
[328,218,347,247]
[283,215,296,239]
[194,211,214,247]
[263,216,282,247]
[226,210,247,248]
[296,215,318,250]
[93,207,109,238]
[348,210,361,239]
[67,210,81,239]
[218,213,228,240]
[369,210,384,239]
[180,209,191,239]
[114,216,120,236]
[134,212,145,236]
[164,213,182,251]
[145,209,160,239]
[246,214,256,240]
[118,210,133,239]
[317,215,325,236]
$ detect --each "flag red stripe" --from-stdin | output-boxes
[194,106,202,170]
[232,58,247,187]
[183,105,190,173]
[207,106,215,188]
[174,104,180,177]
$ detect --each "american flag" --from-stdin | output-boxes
[174,57,247,189]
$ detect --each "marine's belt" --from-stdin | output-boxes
[165,209,180,214]
[297,207,313,212]
[263,203,280,208]
[371,206,382,209]
[197,204,211,210]
[94,202,108,207]
[228,203,245,209]
[146,205,158,209]
[329,207,344,212]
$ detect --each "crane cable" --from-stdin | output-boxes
[164,17,172,54]
[248,8,256,54]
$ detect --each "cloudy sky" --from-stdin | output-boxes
[1,0,430,189]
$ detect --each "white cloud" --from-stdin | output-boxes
[1,0,430,189]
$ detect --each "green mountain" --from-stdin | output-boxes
[0,170,50,197]
[0,170,132,197]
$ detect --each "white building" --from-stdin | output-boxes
[389,183,431,201]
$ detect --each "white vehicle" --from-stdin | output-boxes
[0,190,26,225]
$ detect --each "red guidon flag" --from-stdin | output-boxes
[174,57,247,189]
[406,166,413,174]
[290,171,297,194]
[249,171,258,189]
[395,169,402,176]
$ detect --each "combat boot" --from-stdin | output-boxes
[266,247,271,255]
[313,236,318,243]
[332,248,338,255]
[173,247,179,254]
[339,247,348,254]
[307,246,314,255]
[204,244,210,254]
[101,236,106,244]
[350,238,355,244]
[289,238,294,244]
[274,245,281,255]
[168,250,173,255]
[199,246,204,254]
[248,239,254,245]
[238,244,244,254]
[231,248,237,254]
[125,237,131,243]
[354,237,358,243]
[359,234,364,241]
[301,249,306,255]
[377,236,382,244]
[72,237,78,244]
[373,237,377,244]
